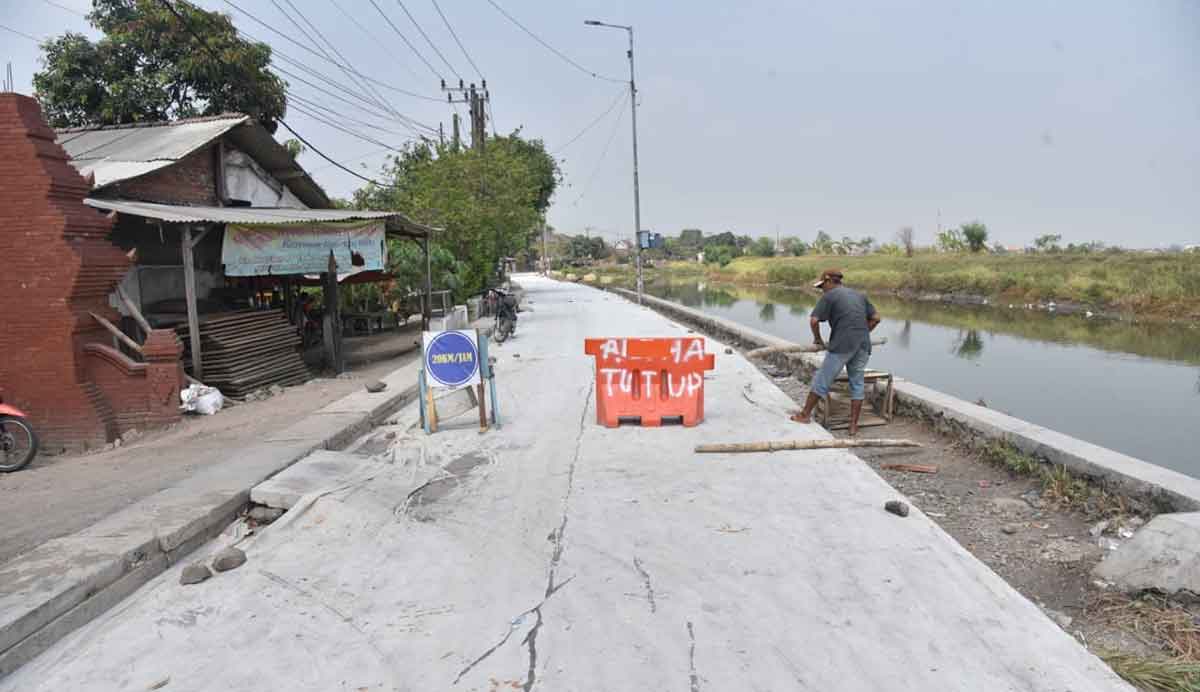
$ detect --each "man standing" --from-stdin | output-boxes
[791,269,881,435]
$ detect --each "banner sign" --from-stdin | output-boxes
[423,330,481,389]
[222,220,386,276]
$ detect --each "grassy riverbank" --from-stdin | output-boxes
[598,253,1200,319]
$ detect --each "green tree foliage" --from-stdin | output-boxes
[679,228,704,246]
[1033,234,1063,253]
[705,245,735,267]
[781,237,809,256]
[937,228,967,253]
[33,0,286,131]
[749,236,776,257]
[812,231,834,254]
[354,133,560,300]
[567,235,609,261]
[961,222,989,253]
[703,231,739,249]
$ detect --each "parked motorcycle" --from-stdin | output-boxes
[0,391,37,473]
[485,288,518,343]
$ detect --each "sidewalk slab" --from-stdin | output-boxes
[250,450,367,510]
[0,359,421,678]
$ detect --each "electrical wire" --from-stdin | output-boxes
[39,0,86,18]
[287,101,414,153]
[223,0,442,101]
[430,0,483,81]
[272,0,409,135]
[366,0,442,80]
[272,62,438,136]
[0,23,41,42]
[483,0,623,83]
[553,88,626,154]
[155,0,402,189]
[309,145,394,173]
[286,93,413,137]
[328,0,424,85]
[394,0,461,80]
[571,91,628,206]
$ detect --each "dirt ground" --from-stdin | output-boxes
[0,354,412,564]
[752,358,1199,688]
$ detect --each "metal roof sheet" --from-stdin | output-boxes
[56,116,249,188]
[83,198,433,237]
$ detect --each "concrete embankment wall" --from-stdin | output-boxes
[608,287,1200,513]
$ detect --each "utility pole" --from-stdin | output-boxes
[586,19,642,304]
[451,113,461,150]
[541,218,548,274]
[438,122,445,147]
[442,79,489,153]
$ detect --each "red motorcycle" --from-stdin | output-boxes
[0,391,38,473]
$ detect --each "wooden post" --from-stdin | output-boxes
[476,383,488,432]
[422,236,432,332]
[322,251,345,373]
[181,226,204,380]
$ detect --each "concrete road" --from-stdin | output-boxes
[2,276,1130,691]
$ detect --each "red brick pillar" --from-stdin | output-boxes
[0,94,130,452]
[141,330,184,428]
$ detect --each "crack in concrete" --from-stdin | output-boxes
[545,381,593,597]
[633,557,657,613]
[687,621,701,692]
[519,605,543,692]
[452,577,573,686]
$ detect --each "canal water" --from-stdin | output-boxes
[644,281,1200,479]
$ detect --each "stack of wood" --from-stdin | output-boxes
[176,310,310,397]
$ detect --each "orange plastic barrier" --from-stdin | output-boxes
[583,337,716,427]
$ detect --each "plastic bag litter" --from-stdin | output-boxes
[180,384,224,415]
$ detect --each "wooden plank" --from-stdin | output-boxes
[182,227,203,380]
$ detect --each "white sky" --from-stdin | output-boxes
[3,0,1198,248]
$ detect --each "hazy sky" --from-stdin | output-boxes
[4,0,1198,247]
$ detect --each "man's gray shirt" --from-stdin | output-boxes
[811,286,876,355]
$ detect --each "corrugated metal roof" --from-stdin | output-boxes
[56,116,249,188]
[83,198,434,238]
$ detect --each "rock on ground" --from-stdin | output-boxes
[212,546,247,572]
[364,380,387,393]
[180,563,212,585]
[248,506,285,523]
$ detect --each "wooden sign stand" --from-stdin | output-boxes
[420,331,500,434]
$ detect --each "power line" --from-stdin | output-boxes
[366,0,442,80]
[288,101,412,153]
[394,0,460,80]
[286,93,414,138]
[272,0,408,134]
[309,145,394,173]
[155,0,401,189]
[572,92,629,206]
[39,0,86,18]
[0,23,41,43]
[553,89,626,154]
[223,0,443,102]
[328,0,424,85]
[483,0,623,83]
[430,0,483,81]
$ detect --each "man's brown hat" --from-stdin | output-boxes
[813,268,843,288]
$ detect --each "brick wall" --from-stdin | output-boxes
[106,144,218,205]
[0,94,181,452]
[82,330,183,435]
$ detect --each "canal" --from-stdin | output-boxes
[644,281,1200,479]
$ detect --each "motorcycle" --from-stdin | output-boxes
[0,391,38,473]
[485,288,518,343]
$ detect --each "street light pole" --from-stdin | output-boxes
[586,19,642,304]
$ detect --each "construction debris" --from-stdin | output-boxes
[746,337,888,359]
[176,310,309,397]
[884,500,910,517]
[180,563,212,585]
[365,380,387,393]
[212,546,247,572]
[695,438,921,454]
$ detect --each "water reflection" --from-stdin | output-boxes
[640,279,1200,476]
[952,329,985,360]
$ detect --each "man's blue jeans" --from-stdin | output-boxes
[811,345,870,400]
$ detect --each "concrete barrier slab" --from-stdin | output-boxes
[1094,512,1200,595]
[250,450,368,509]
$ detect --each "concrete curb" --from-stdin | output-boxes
[608,286,1200,513]
[0,360,421,677]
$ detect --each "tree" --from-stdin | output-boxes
[749,236,776,257]
[936,228,966,253]
[34,0,286,131]
[961,222,989,253]
[679,228,704,247]
[896,226,915,257]
[813,231,834,254]
[705,245,735,267]
[781,237,808,256]
[1033,234,1063,253]
[703,231,738,249]
[354,133,561,300]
